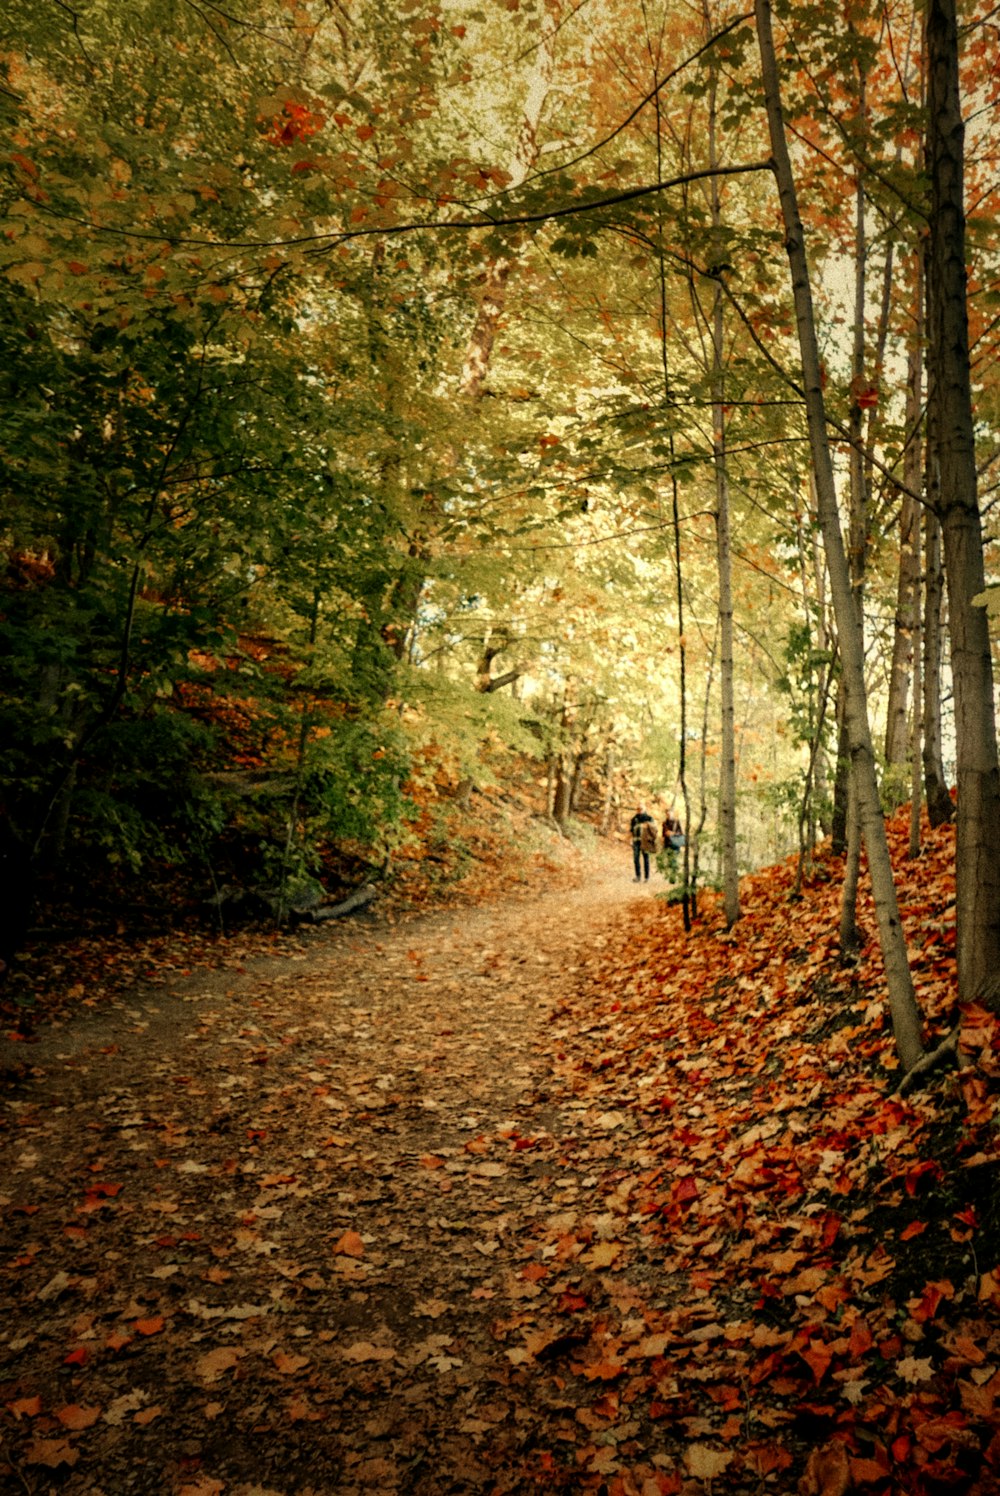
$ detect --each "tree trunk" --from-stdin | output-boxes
[755,0,925,1070]
[651,78,692,929]
[909,524,924,858]
[839,775,863,955]
[831,690,850,855]
[839,138,868,950]
[552,760,571,824]
[600,740,615,836]
[568,751,587,813]
[926,0,1000,1005]
[884,258,924,802]
[707,47,740,930]
[922,507,953,826]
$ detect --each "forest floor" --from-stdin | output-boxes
[2,815,1000,1496]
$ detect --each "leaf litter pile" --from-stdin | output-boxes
[2,808,999,1495]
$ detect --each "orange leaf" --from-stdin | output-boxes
[909,1279,953,1323]
[333,1229,365,1258]
[747,1442,793,1476]
[55,1405,101,1431]
[849,1455,891,1484]
[25,1439,79,1469]
[132,1317,166,1336]
[800,1440,849,1495]
[802,1340,834,1384]
[9,1396,43,1419]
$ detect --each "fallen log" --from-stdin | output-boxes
[302,884,377,923]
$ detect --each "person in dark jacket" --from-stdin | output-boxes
[629,804,655,882]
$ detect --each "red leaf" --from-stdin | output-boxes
[909,1279,953,1323]
[904,1160,944,1195]
[819,1212,842,1249]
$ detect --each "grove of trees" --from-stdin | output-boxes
[3,0,999,1076]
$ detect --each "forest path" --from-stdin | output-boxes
[1,852,679,1496]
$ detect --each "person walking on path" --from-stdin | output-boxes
[629,804,656,882]
[661,808,685,879]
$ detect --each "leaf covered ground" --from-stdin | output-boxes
[2,809,999,1495]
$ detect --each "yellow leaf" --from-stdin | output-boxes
[195,1346,243,1383]
[685,1445,734,1480]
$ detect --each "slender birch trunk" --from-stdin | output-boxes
[706,48,739,928]
[909,519,924,859]
[754,0,925,1070]
[840,118,868,956]
[884,260,924,796]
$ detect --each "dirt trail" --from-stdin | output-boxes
[1,855,669,1495]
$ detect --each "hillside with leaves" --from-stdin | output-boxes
[2,806,999,1494]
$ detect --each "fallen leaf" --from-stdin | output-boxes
[585,1241,623,1268]
[849,1455,891,1483]
[684,1445,733,1479]
[132,1316,166,1336]
[25,1439,79,1469]
[104,1391,146,1425]
[414,1298,450,1318]
[55,1404,102,1431]
[37,1271,74,1302]
[333,1229,365,1258]
[897,1355,935,1384]
[9,1396,43,1419]
[341,1341,395,1363]
[195,1346,243,1383]
[799,1440,850,1495]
